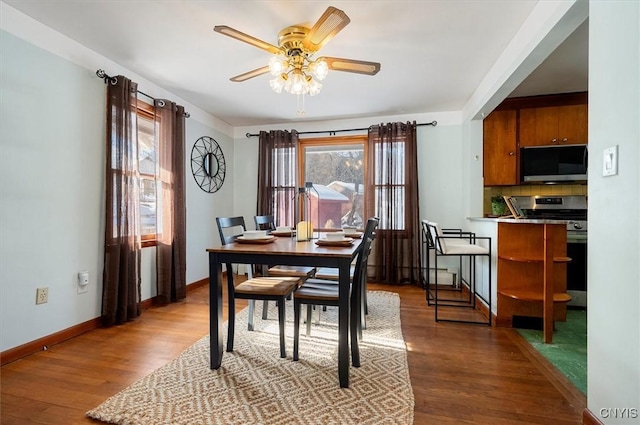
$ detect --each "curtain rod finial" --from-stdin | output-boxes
[96,69,117,85]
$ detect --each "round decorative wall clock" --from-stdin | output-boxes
[191,136,226,193]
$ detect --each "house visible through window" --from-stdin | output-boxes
[137,100,159,246]
[300,136,366,230]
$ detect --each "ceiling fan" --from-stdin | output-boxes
[213,6,381,96]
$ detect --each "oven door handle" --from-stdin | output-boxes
[567,233,588,244]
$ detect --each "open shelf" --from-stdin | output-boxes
[499,289,572,303]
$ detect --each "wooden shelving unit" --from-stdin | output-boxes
[496,222,571,342]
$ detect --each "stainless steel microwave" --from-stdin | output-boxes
[520,144,588,183]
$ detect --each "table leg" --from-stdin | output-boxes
[209,252,223,369]
[338,259,350,388]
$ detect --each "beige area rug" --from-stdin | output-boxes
[87,290,414,425]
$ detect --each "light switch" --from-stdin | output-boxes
[602,145,618,177]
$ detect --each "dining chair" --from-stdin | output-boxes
[304,217,380,336]
[254,214,316,281]
[293,233,374,367]
[216,216,301,357]
[253,215,317,320]
[303,217,380,337]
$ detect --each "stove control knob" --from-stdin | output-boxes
[572,222,583,230]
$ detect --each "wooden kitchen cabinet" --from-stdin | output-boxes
[519,104,588,146]
[483,109,518,186]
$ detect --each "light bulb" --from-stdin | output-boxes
[310,60,328,80]
[307,78,322,96]
[268,56,288,76]
[269,74,286,93]
[287,71,308,95]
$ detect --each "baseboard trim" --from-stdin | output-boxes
[1,277,214,366]
[583,408,604,425]
[0,317,101,366]
[187,277,209,291]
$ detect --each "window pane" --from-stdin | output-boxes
[140,177,156,236]
[375,187,405,230]
[303,144,365,229]
[374,143,405,184]
[137,111,157,237]
[273,147,296,186]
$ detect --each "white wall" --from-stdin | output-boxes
[587,1,640,423]
[186,120,235,283]
[0,30,105,351]
[232,136,260,230]
[0,26,233,351]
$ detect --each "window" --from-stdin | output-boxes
[371,140,405,230]
[299,136,367,230]
[136,100,159,246]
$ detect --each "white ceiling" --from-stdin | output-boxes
[3,1,588,127]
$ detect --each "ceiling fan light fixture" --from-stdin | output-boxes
[307,78,322,96]
[269,74,287,93]
[308,59,328,80]
[214,6,380,114]
[286,71,308,95]
[268,56,289,76]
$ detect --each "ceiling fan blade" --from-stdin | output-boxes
[230,66,270,82]
[214,25,281,55]
[319,57,381,75]
[302,6,350,52]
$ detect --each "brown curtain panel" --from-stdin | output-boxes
[366,122,421,284]
[155,100,187,304]
[257,130,299,226]
[102,76,142,326]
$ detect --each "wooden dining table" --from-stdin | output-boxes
[206,236,360,388]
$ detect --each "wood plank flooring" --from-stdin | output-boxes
[0,282,585,424]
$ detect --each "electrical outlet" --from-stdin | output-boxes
[36,287,48,304]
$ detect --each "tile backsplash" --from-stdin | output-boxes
[484,184,587,216]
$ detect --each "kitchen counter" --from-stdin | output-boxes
[468,217,570,225]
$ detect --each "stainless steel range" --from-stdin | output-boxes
[513,195,588,307]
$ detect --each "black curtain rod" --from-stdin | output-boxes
[95,69,190,118]
[244,121,437,138]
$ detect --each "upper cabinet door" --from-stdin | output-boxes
[520,108,549,147]
[483,109,518,186]
[520,104,588,146]
[557,104,588,144]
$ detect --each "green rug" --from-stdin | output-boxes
[516,309,587,394]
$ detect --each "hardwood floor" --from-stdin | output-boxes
[0,282,585,424]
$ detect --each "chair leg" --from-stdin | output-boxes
[351,287,361,367]
[293,300,301,361]
[262,300,269,320]
[247,300,255,331]
[227,297,236,352]
[351,309,361,368]
[359,304,365,340]
[361,282,368,331]
[306,305,313,337]
[278,297,286,358]
[363,279,369,316]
